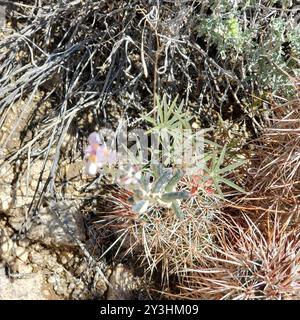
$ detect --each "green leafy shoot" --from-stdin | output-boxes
[204,144,246,198]
[142,94,193,136]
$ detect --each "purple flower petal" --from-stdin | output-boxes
[86,161,97,175]
[96,145,107,163]
[108,150,117,164]
[88,132,101,145]
[84,145,94,157]
[96,159,104,168]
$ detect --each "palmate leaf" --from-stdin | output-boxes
[213,178,224,199]
[152,163,165,178]
[211,148,218,172]
[216,144,227,171]
[151,168,173,193]
[165,94,179,122]
[205,144,246,198]
[217,176,246,193]
[165,170,184,192]
[217,159,246,175]
[171,200,185,219]
[143,94,192,135]
[203,138,219,148]
[141,115,157,126]
[140,174,150,192]
[160,190,190,202]
[132,200,149,214]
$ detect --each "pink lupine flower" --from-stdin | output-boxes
[85,132,117,175]
[96,145,117,166]
[117,165,141,185]
[85,158,98,175]
[85,148,100,176]
[88,131,102,145]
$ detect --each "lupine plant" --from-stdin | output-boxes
[85,132,190,219]
[83,95,248,287]
[84,97,246,220]
[128,165,190,219]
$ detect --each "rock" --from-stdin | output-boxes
[0,229,14,262]
[17,238,30,248]
[58,251,74,265]
[0,231,13,254]
[28,250,45,266]
[70,282,85,299]
[0,264,53,300]
[0,188,12,212]
[0,222,14,237]
[59,256,68,265]
[74,260,88,276]
[0,163,13,212]
[95,278,107,295]
[68,282,76,292]
[106,264,140,300]
[7,214,26,230]
[0,230,32,275]
[12,260,33,274]
[14,246,29,263]
[26,202,86,248]
[64,161,84,181]
[47,275,57,285]
[54,266,64,274]
[43,255,58,269]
